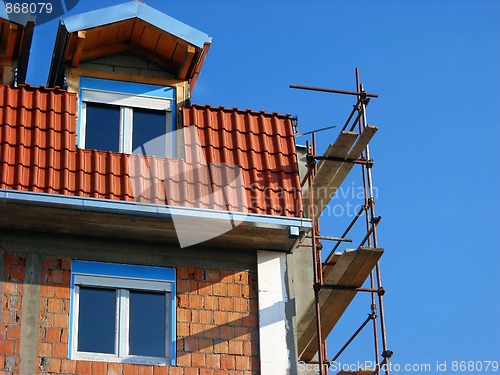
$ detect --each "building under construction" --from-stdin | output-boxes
[0,2,391,374]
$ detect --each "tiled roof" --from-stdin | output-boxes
[0,85,302,217]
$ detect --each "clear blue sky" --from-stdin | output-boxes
[23,0,500,373]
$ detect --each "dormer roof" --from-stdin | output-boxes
[47,1,211,89]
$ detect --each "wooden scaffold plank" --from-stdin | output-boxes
[297,246,383,361]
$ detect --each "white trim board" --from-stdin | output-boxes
[257,250,290,374]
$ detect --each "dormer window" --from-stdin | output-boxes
[78,78,175,157]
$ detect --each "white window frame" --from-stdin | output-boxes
[70,264,175,365]
[79,88,173,155]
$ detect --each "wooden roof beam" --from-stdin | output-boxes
[178,45,195,80]
[80,42,129,62]
[71,31,86,67]
[3,24,19,60]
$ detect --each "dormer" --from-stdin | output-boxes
[47,1,211,156]
[0,10,34,85]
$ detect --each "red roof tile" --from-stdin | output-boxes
[0,84,302,217]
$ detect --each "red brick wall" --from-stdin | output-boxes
[1,251,260,375]
[1,252,24,374]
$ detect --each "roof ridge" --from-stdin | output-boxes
[188,104,292,119]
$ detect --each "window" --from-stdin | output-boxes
[78,78,175,157]
[70,261,176,365]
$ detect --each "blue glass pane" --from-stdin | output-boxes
[85,102,120,152]
[129,291,166,357]
[132,109,167,157]
[77,287,116,354]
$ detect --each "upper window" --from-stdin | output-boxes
[69,260,176,365]
[78,78,175,157]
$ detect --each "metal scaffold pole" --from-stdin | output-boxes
[291,67,391,375]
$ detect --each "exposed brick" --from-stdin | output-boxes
[169,367,184,375]
[213,340,228,354]
[62,270,71,285]
[227,284,241,297]
[197,281,213,295]
[205,353,221,369]
[47,269,63,284]
[203,324,219,339]
[198,338,214,353]
[187,267,203,281]
[137,365,153,375]
[2,310,20,325]
[45,327,62,342]
[184,368,200,375]
[4,281,19,295]
[190,323,204,338]
[186,294,202,309]
[235,327,251,341]
[152,366,169,375]
[196,310,213,324]
[38,342,52,356]
[177,307,191,322]
[234,298,248,312]
[191,352,205,367]
[6,266,23,281]
[214,311,228,325]
[235,356,251,370]
[219,326,234,340]
[47,298,64,313]
[0,340,14,355]
[243,314,258,327]
[75,359,92,374]
[219,270,234,283]
[90,361,107,375]
[61,328,69,343]
[184,337,199,352]
[212,283,227,297]
[60,257,71,270]
[42,258,59,268]
[123,363,137,375]
[204,295,218,310]
[220,355,235,370]
[242,341,254,356]
[53,313,69,328]
[107,362,123,375]
[177,294,189,308]
[228,340,243,355]
[228,312,243,327]
[219,297,232,311]
[205,269,220,282]
[55,284,70,298]
[177,352,191,367]
[178,322,190,336]
[234,271,248,284]
[52,343,67,358]
[6,325,21,339]
[177,280,197,294]
[61,359,77,373]
[4,252,24,266]
[49,358,62,372]
[176,266,189,279]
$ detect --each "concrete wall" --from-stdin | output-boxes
[0,229,260,375]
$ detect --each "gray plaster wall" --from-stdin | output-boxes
[79,53,176,79]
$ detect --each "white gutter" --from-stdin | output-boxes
[0,189,312,233]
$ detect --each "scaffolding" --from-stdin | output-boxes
[291,68,392,375]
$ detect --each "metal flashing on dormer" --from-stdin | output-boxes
[47,1,212,90]
[61,1,211,49]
